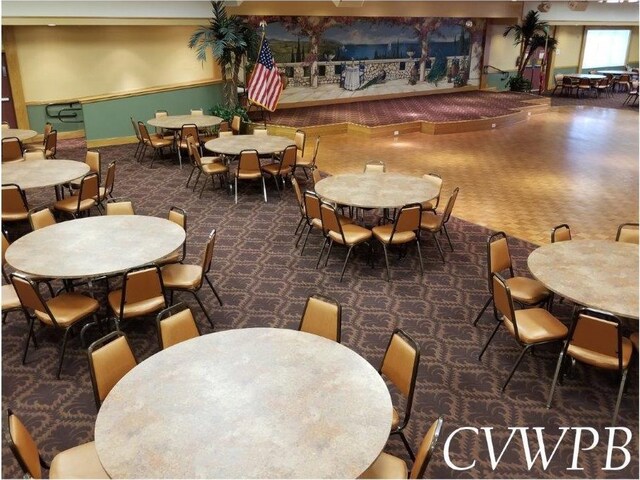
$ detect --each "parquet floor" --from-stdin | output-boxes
[314,106,639,245]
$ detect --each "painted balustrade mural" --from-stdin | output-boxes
[244,15,485,104]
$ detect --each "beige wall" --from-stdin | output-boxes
[553,26,584,69]
[14,25,220,103]
[484,21,518,72]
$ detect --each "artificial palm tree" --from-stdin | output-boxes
[504,10,555,77]
[188,1,258,107]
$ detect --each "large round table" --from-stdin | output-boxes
[94,328,392,479]
[1,128,38,141]
[5,215,185,279]
[147,114,223,130]
[315,172,441,209]
[527,239,638,319]
[204,134,294,156]
[2,159,89,190]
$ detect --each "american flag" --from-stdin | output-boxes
[247,37,283,112]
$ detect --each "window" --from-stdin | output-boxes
[582,29,631,69]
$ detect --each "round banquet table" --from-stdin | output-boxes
[2,128,38,141]
[94,328,393,479]
[527,240,638,319]
[567,73,606,81]
[147,114,223,130]
[2,159,89,190]
[5,215,185,279]
[204,134,294,156]
[315,172,441,209]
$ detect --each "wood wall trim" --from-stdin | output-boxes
[2,27,29,129]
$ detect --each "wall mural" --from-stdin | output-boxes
[245,15,486,104]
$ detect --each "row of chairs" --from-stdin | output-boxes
[1,123,57,164]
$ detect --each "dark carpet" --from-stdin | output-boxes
[2,139,638,479]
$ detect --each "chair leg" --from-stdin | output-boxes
[546,350,567,409]
[502,345,532,392]
[612,368,629,427]
[22,317,36,365]
[324,240,335,267]
[300,226,313,255]
[234,177,238,204]
[56,328,71,379]
[191,291,214,329]
[443,224,454,251]
[186,166,196,188]
[415,239,424,276]
[432,233,446,263]
[204,275,223,306]
[261,176,268,203]
[295,223,308,249]
[294,216,305,237]
[395,430,416,462]
[339,246,354,282]
[381,243,391,282]
[478,319,502,360]
[316,237,329,269]
[473,297,493,326]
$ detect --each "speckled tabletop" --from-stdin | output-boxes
[2,128,37,141]
[2,159,89,189]
[527,239,638,319]
[315,172,440,209]
[5,215,185,279]
[147,114,223,130]
[204,135,294,156]
[94,328,393,479]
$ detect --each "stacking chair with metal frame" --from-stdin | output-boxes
[359,416,444,479]
[577,77,596,98]
[87,331,137,410]
[372,203,424,282]
[24,122,52,153]
[234,149,267,204]
[52,172,100,219]
[293,129,306,164]
[157,206,187,265]
[560,75,578,96]
[177,124,201,169]
[107,264,168,331]
[188,137,228,198]
[131,117,144,159]
[615,222,639,244]
[550,74,564,96]
[421,173,443,213]
[261,144,297,196]
[613,73,631,93]
[44,130,58,159]
[318,200,373,282]
[551,223,571,243]
[7,408,109,479]
[546,308,632,426]
[298,294,342,343]
[156,302,201,350]
[379,328,420,460]
[2,183,30,229]
[2,233,21,323]
[105,197,136,215]
[291,177,307,242]
[28,206,56,231]
[98,160,116,208]
[293,135,320,179]
[2,137,24,163]
[154,109,172,138]
[472,231,550,326]
[418,187,459,263]
[11,272,101,378]
[231,115,242,135]
[68,151,101,194]
[137,121,173,167]
[23,150,45,161]
[160,228,222,329]
[478,273,568,391]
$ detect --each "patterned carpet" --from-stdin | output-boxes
[2,139,638,479]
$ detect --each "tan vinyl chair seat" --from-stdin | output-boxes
[2,284,21,310]
[53,196,95,213]
[328,223,372,245]
[237,170,263,180]
[372,224,417,244]
[107,291,166,319]
[34,293,99,327]
[49,441,109,479]
[359,452,408,479]
[2,211,28,221]
[261,163,293,176]
[419,211,440,230]
[201,155,222,165]
[147,137,173,149]
[568,338,633,370]
[161,264,203,289]
[504,308,568,344]
[202,162,228,175]
[505,276,549,305]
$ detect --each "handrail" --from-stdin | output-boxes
[483,65,510,80]
[45,101,83,123]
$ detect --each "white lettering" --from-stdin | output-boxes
[520,427,570,470]
[483,427,519,470]
[604,427,632,471]
[443,427,478,471]
[568,427,599,470]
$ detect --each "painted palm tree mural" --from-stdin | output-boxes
[245,15,485,103]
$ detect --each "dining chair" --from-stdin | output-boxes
[294,129,306,164]
[43,129,58,159]
[291,177,307,242]
[364,160,386,173]
[234,149,267,204]
[546,308,633,426]
[299,190,325,254]
[107,263,168,331]
[479,273,568,391]
[98,160,117,208]
[372,203,423,282]
[231,115,242,135]
[105,197,136,215]
[312,168,323,186]
[2,183,30,228]
[160,228,222,329]
[52,172,100,219]
[157,206,187,265]
[156,302,201,350]
[137,121,173,167]
[613,73,631,93]
[623,81,638,106]
[154,109,172,137]
[2,233,21,324]
[551,223,571,243]
[359,416,444,479]
[577,77,595,98]
[261,144,297,196]
[293,136,320,179]
[298,294,342,343]
[472,231,550,326]
[68,151,101,194]
[190,108,204,116]
[2,137,24,163]
[595,77,612,98]
[550,74,564,96]
[318,200,372,282]
[130,117,144,159]
[23,122,52,153]
[187,137,228,197]
[28,205,57,231]
[218,121,231,133]
[615,222,639,244]
[378,328,420,460]
[87,331,138,410]
[560,76,578,96]
[11,272,101,378]
[421,173,443,213]
[418,187,459,263]
[23,150,45,161]
[177,124,201,168]
[7,408,109,479]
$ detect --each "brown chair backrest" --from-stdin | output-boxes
[231,115,242,134]
[364,161,385,173]
[77,173,100,209]
[201,228,217,275]
[390,203,422,242]
[294,129,306,155]
[87,331,137,409]
[42,122,53,140]
[616,222,639,244]
[310,136,320,165]
[441,187,459,224]
[7,409,43,479]
[422,173,443,210]
[44,130,57,153]
[291,177,304,214]
[218,121,230,133]
[578,78,591,87]
[181,124,200,144]
[298,294,342,343]
[566,308,625,371]
[551,224,571,243]
[237,149,261,174]
[156,303,200,350]
[85,150,101,180]
[118,264,166,319]
[487,231,514,285]
[492,273,521,340]
[138,122,152,142]
[106,198,135,215]
[280,145,297,169]
[190,108,204,116]
[131,117,141,141]
[187,136,203,167]
[2,232,9,269]
[28,206,56,231]
[102,160,116,198]
[2,137,23,162]
[304,191,322,222]
[2,184,29,218]
[319,201,344,238]
[410,417,444,479]
[10,273,49,318]
[562,76,573,86]
[169,206,187,262]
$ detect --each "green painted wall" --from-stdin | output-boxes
[27,103,83,134]
[82,83,224,141]
[485,70,515,91]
